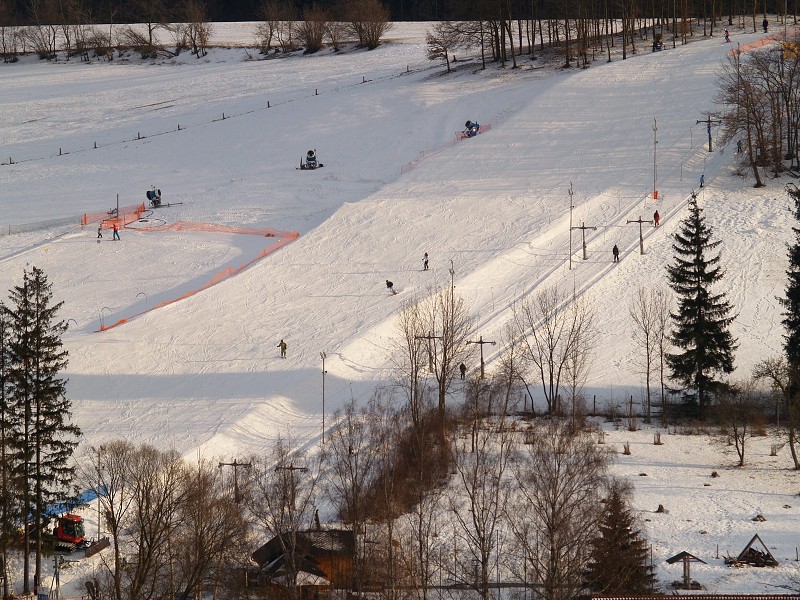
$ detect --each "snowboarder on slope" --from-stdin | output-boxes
[277,339,287,358]
[423,252,429,271]
[112,223,120,241]
[612,244,620,262]
[653,210,660,227]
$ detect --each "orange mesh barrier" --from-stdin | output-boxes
[98,222,299,331]
[84,203,146,227]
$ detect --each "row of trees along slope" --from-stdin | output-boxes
[0,266,80,598]
[0,0,391,61]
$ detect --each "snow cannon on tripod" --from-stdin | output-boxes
[146,186,162,207]
[298,149,323,170]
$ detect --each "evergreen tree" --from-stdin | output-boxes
[584,480,656,595]
[0,301,20,600]
[666,195,737,414]
[5,266,80,594]
[783,185,800,374]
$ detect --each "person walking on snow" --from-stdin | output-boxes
[653,210,660,227]
[763,17,768,32]
[459,362,466,380]
[699,174,705,188]
[97,226,103,239]
[112,223,120,241]
[277,339,287,358]
[724,29,730,42]
[386,280,396,295]
[423,252,429,271]
[612,244,620,262]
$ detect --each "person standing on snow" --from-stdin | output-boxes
[277,339,287,358]
[763,17,768,32]
[612,244,620,262]
[700,174,705,188]
[97,225,103,239]
[724,29,730,42]
[459,362,466,380]
[112,223,120,241]
[423,252,429,271]
[653,210,660,227]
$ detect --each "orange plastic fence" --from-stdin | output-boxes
[98,222,299,332]
[83,203,146,227]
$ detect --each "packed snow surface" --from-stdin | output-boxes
[1,21,799,594]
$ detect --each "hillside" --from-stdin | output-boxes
[1,21,799,594]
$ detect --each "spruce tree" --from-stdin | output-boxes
[584,481,656,594]
[783,185,800,373]
[5,266,80,594]
[666,195,737,414]
[0,301,19,600]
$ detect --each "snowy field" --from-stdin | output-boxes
[1,20,800,594]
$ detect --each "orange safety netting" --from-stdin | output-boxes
[98,222,299,332]
[83,203,146,227]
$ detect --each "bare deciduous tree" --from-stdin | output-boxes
[255,0,297,53]
[246,436,320,600]
[716,381,762,466]
[629,287,664,422]
[344,0,391,49]
[752,356,800,468]
[426,21,462,73]
[296,5,327,53]
[451,422,513,600]
[511,420,610,600]
[325,397,377,598]
[183,0,212,57]
[513,287,595,415]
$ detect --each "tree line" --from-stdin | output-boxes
[0,0,797,25]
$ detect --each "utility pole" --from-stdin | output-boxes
[274,463,309,517]
[466,335,496,379]
[320,351,327,443]
[570,221,598,260]
[568,182,575,270]
[696,115,722,152]
[218,458,252,503]
[653,118,658,199]
[626,215,654,254]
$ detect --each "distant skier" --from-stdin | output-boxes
[112,223,120,241]
[459,362,466,380]
[97,226,103,240]
[612,244,620,262]
[700,174,705,188]
[386,280,397,295]
[653,210,660,227]
[724,29,730,42]
[277,339,287,358]
[423,252,429,271]
[736,139,743,153]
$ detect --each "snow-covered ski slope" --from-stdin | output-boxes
[0,24,791,460]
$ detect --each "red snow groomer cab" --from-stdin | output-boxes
[53,514,87,552]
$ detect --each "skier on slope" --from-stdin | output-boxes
[653,210,660,227]
[277,339,287,358]
[423,252,429,271]
[612,244,620,262]
[386,280,396,295]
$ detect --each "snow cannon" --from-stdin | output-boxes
[299,149,323,170]
[463,121,480,138]
[146,187,162,207]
